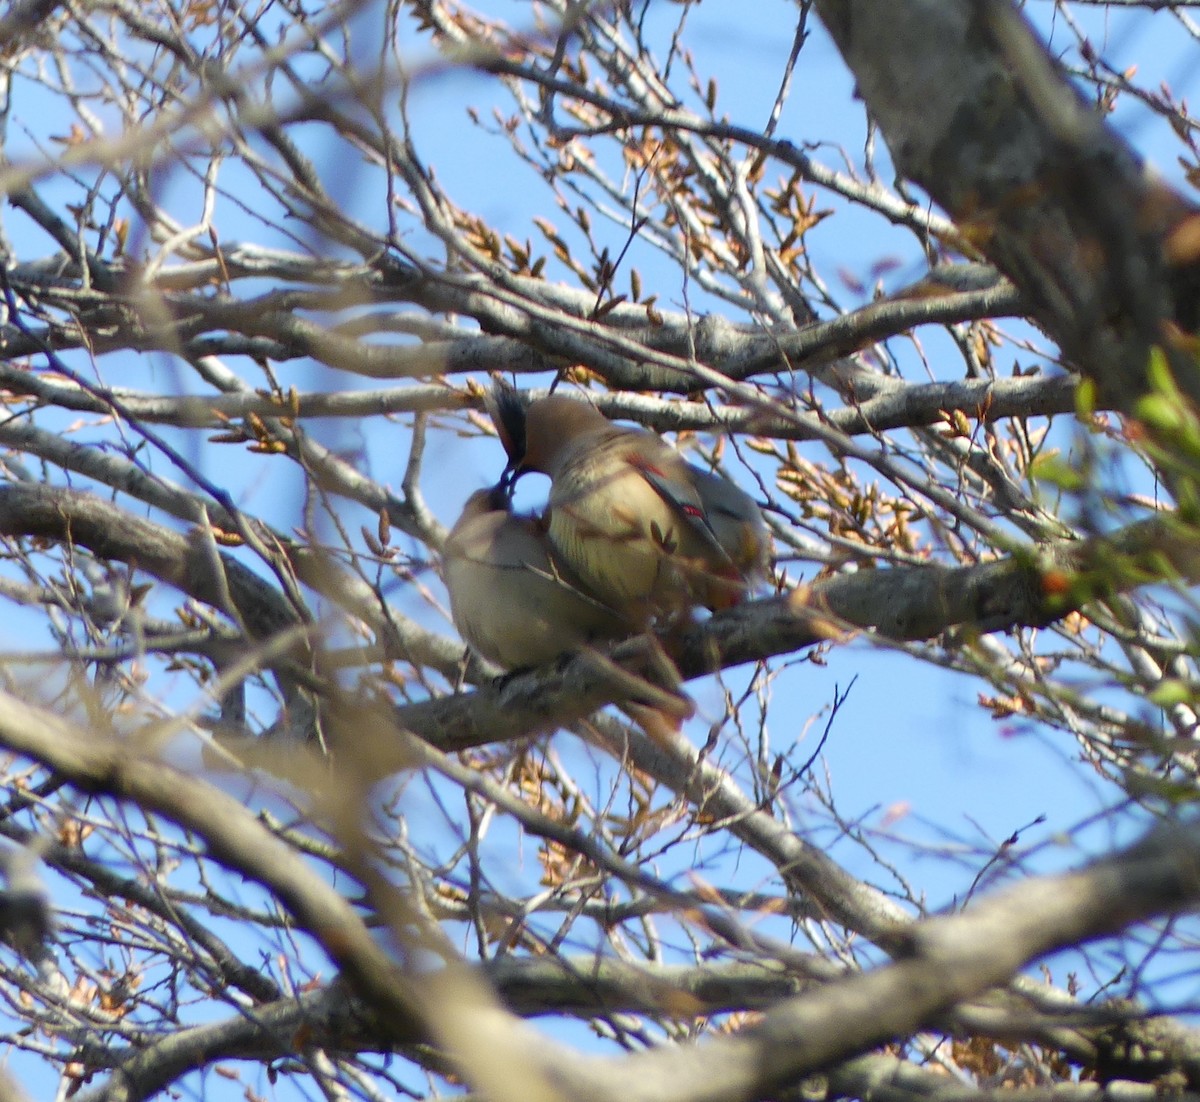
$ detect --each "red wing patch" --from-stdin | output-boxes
[635,462,730,563]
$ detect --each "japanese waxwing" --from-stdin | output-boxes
[490,387,744,619]
[442,483,633,670]
[687,466,772,590]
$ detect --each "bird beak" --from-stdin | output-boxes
[484,479,511,512]
[498,464,521,497]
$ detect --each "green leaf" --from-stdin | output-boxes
[1147,679,1195,708]
[1134,393,1190,435]
[1029,452,1084,491]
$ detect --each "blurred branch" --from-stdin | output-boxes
[82,959,806,1102]
[537,816,1200,1102]
[0,358,1076,440]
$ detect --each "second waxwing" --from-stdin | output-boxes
[442,484,633,670]
[490,387,745,620]
[687,466,772,590]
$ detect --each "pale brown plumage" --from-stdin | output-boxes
[491,389,747,620]
[442,484,632,669]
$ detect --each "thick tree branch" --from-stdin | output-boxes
[813,0,1199,412]
[538,818,1200,1102]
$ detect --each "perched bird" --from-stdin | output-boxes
[442,483,632,670]
[687,466,772,590]
[489,387,747,619]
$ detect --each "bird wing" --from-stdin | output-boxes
[627,451,733,566]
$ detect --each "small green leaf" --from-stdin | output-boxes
[1134,393,1190,435]
[1074,377,1097,421]
[1145,345,1180,401]
[1029,452,1084,491]
[1148,679,1194,708]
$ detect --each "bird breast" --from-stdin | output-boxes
[444,512,626,669]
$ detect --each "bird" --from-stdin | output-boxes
[442,482,633,670]
[687,466,772,590]
[488,386,750,620]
